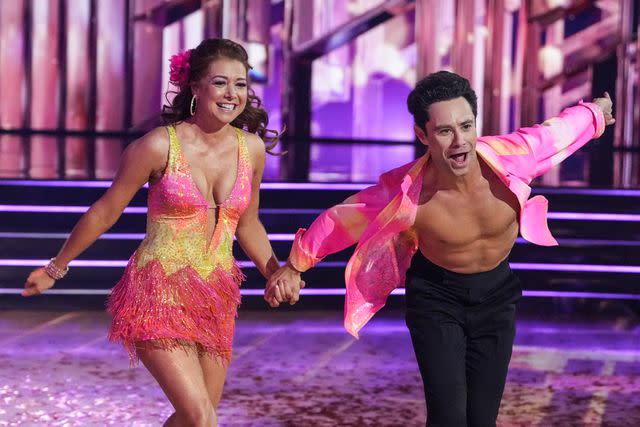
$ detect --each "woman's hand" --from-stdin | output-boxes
[23,268,56,296]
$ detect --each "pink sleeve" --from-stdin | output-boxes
[288,181,389,272]
[515,102,605,178]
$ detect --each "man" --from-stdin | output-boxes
[266,71,614,426]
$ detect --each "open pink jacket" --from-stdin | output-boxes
[289,102,605,338]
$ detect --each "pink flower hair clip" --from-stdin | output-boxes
[169,49,191,90]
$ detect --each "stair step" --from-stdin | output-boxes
[1,210,639,239]
[1,234,639,266]
[2,180,639,212]
[2,262,639,292]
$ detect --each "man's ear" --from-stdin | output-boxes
[414,124,428,146]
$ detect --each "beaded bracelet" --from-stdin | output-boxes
[44,257,69,280]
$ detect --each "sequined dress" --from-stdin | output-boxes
[108,125,252,364]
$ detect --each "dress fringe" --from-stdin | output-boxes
[107,258,244,366]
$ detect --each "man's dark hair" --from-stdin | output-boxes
[407,71,478,129]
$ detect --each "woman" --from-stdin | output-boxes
[23,38,299,426]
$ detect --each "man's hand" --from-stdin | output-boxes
[593,92,615,126]
[264,262,305,307]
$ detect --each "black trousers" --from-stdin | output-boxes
[405,252,522,427]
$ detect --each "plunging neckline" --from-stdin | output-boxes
[174,127,241,209]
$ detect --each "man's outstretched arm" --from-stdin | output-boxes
[479,93,614,181]
[527,93,614,178]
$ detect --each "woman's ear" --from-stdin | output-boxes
[189,82,199,97]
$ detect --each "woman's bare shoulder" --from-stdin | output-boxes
[241,131,266,158]
[122,126,170,172]
[133,126,170,153]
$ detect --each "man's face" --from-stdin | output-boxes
[415,97,478,177]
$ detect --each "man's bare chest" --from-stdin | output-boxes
[414,185,519,245]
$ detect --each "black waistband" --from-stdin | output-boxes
[407,250,512,289]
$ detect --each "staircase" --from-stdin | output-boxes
[1,180,639,311]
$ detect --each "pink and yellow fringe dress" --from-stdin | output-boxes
[108,125,252,364]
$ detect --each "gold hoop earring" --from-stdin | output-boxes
[190,96,197,116]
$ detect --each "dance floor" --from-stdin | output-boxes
[1,309,639,426]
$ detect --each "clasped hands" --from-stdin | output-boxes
[264,261,305,307]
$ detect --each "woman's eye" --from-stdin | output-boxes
[213,80,226,86]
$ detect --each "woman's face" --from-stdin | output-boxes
[191,57,248,125]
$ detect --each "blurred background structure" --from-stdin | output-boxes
[1,0,639,321]
[0,0,638,184]
[1,0,639,308]
[0,2,639,424]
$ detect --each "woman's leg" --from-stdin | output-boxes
[137,341,217,427]
[199,351,229,409]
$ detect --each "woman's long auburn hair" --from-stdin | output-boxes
[162,38,282,155]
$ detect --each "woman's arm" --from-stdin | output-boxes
[235,134,283,287]
[23,128,169,296]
